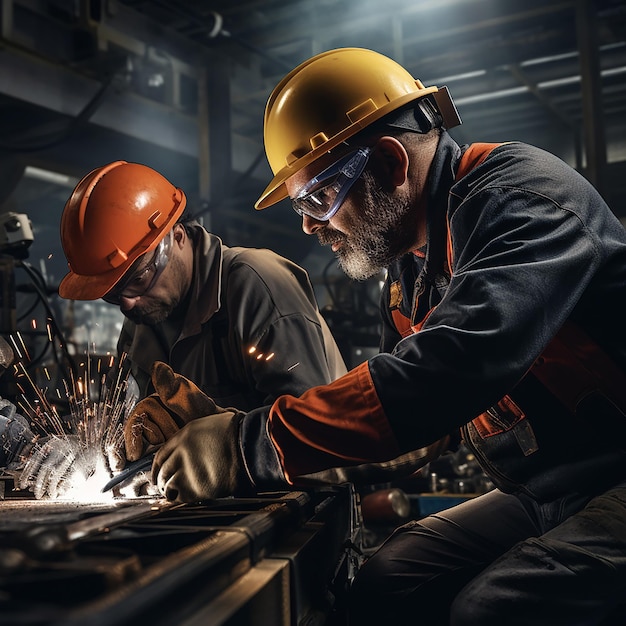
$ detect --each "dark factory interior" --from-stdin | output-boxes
[0,1,625,624]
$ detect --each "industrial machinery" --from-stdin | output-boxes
[0,484,360,626]
[0,207,362,626]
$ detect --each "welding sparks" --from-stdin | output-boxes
[249,346,275,362]
[12,347,136,502]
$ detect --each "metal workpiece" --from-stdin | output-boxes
[0,485,356,626]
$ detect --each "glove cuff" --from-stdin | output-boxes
[239,407,289,491]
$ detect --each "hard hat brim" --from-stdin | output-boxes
[58,261,136,301]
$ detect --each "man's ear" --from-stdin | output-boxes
[172,223,186,248]
[374,136,410,189]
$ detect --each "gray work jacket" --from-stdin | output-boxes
[117,224,346,410]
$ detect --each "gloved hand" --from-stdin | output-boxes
[114,467,160,499]
[0,398,35,471]
[17,435,84,499]
[112,362,229,470]
[152,411,250,503]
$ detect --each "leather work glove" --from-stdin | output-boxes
[112,361,230,469]
[113,465,160,499]
[152,411,251,503]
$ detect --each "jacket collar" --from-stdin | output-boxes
[421,131,462,284]
[178,222,225,339]
[120,223,226,364]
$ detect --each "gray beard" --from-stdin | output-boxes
[318,171,416,280]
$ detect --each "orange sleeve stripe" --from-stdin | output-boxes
[268,361,401,482]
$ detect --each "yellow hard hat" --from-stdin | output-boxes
[255,47,460,210]
[59,161,186,300]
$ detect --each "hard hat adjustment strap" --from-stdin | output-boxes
[433,87,462,129]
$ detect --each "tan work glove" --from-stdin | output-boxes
[152,411,247,503]
[117,361,229,466]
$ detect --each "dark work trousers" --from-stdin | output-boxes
[348,482,626,625]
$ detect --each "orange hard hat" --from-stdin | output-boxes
[255,47,461,210]
[58,161,186,300]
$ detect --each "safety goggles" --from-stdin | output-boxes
[291,147,372,221]
[103,230,172,305]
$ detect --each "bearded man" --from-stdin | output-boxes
[126,48,626,626]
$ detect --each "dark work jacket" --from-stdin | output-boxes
[118,224,346,411]
[243,132,626,503]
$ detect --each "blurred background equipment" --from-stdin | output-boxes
[0,0,623,369]
[357,442,495,550]
[0,212,33,260]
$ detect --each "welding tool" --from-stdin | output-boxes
[101,452,156,493]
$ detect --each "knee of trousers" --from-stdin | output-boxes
[347,552,418,624]
[449,582,495,626]
[448,540,538,626]
[450,535,624,626]
[348,557,391,608]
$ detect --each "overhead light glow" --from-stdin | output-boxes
[24,166,78,187]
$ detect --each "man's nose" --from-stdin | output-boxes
[118,295,140,311]
[302,214,327,235]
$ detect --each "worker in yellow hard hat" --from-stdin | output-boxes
[126,47,626,625]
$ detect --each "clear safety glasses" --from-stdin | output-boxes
[291,147,372,221]
[103,230,173,305]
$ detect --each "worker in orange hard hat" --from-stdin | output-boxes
[58,159,445,496]
[59,161,185,304]
[130,48,626,625]
[57,160,348,494]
